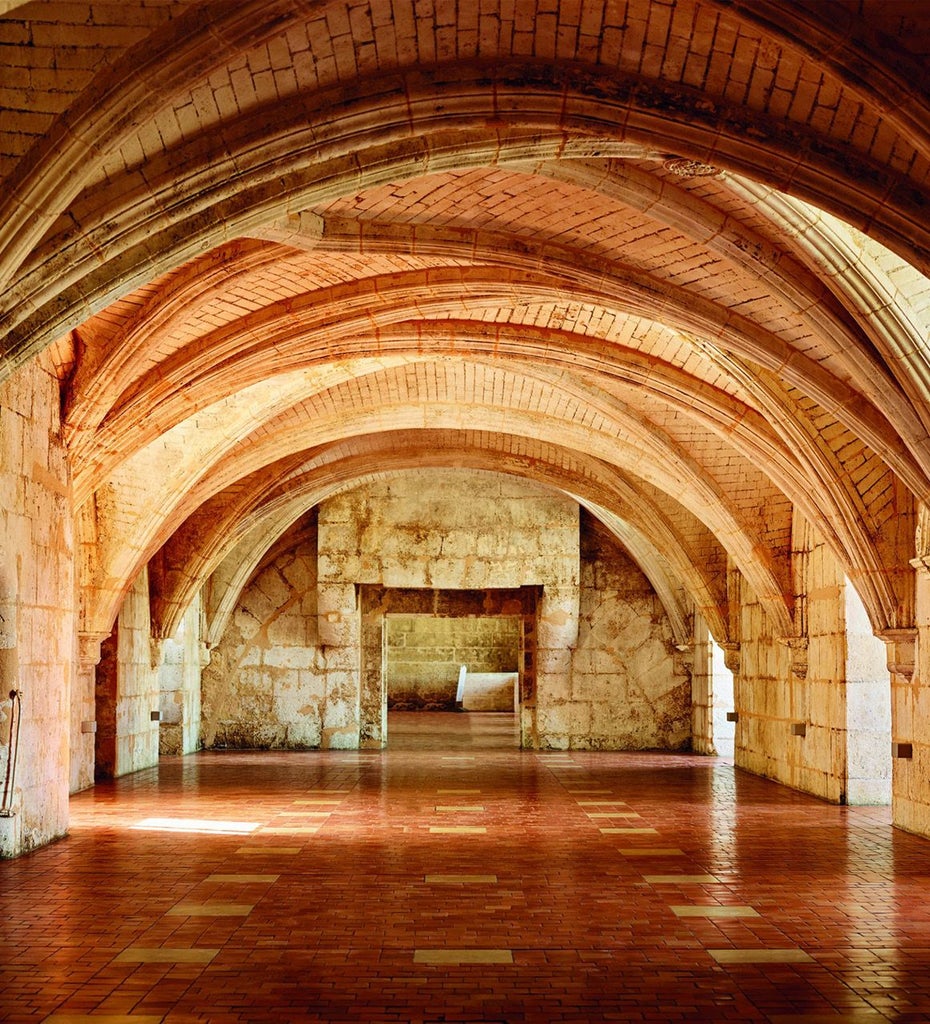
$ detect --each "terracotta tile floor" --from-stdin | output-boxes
[3,712,930,1022]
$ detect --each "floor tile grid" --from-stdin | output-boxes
[548,752,927,1021]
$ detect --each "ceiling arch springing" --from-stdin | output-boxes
[1,0,928,656]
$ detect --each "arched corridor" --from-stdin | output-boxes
[3,0,930,1017]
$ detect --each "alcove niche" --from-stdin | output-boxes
[383,612,521,711]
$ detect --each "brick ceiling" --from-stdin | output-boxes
[1,0,929,646]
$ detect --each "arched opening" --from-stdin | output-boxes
[360,585,536,749]
[710,636,736,761]
[844,579,892,805]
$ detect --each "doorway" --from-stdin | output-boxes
[710,636,736,759]
[844,579,891,804]
[384,614,520,712]
[359,585,540,748]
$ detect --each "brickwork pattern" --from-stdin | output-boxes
[2,732,929,1021]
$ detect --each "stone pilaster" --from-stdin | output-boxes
[72,631,109,793]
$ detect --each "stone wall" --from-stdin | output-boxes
[0,356,74,857]
[95,567,161,778]
[157,593,204,756]
[733,581,798,787]
[794,527,848,802]
[896,562,930,834]
[689,613,714,755]
[733,513,887,804]
[201,516,325,749]
[553,511,691,750]
[318,471,579,748]
[203,471,694,752]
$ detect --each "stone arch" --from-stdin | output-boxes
[4,5,930,370]
[158,449,727,637]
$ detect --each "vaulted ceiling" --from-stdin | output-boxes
[2,0,929,648]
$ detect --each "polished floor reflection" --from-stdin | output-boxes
[1,712,928,1023]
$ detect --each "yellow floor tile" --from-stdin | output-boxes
[429,826,487,834]
[166,902,253,916]
[234,846,300,855]
[766,1015,884,1022]
[414,949,513,964]
[425,874,498,883]
[708,948,814,964]
[607,827,659,834]
[618,849,685,857]
[260,826,319,834]
[670,905,759,918]
[643,874,720,883]
[204,874,279,883]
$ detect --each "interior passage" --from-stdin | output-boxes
[2,713,929,1023]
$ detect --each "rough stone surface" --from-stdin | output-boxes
[157,594,204,756]
[203,472,690,752]
[734,513,891,805]
[565,512,691,751]
[0,356,73,855]
[201,518,324,750]
[95,567,160,779]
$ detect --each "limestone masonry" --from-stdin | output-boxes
[1,0,930,857]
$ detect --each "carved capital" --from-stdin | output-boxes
[663,157,722,178]
[778,636,809,680]
[78,631,110,671]
[719,641,740,674]
[876,628,918,683]
[248,210,323,250]
[673,645,694,674]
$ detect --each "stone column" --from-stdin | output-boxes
[359,591,385,749]
[71,631,108,793]
[0,599,20,855]
[881,587,924,832]
[533,584,579,750]
[689,613,714,755]
[317,581,361,748]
